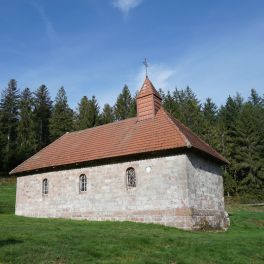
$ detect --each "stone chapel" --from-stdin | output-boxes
[11,77,229,230]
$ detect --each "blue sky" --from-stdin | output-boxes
[0,0,263,108]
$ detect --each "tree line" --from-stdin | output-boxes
[0,79,263,199]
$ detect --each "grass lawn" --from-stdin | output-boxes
[0,183,263,264]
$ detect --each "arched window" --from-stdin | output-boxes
[79,174,87,192]
[42,179,48,195]
[126,167,136,187]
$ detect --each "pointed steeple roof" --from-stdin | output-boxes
[137,77,162,99]
[136,77,162,121]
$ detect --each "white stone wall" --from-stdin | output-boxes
[16,153,228,229]
[16,154,194,228]
[186,153,228,229]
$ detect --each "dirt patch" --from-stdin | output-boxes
[252,219,264,227]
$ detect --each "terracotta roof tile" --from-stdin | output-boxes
[136,77,162,121]
[137,77,161,99]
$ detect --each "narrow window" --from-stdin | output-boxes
[79,174,87,192]
[126,167,136,188]
[42,179,48,195]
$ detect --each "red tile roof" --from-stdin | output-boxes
[10,78,228,175]
[10,107,227,175]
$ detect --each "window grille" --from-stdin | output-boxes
[43,179,48,195]
[126,167,136,187]
[79,174,87,192]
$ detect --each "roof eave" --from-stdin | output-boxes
[10,146,190,176]
[10,145,229,177]
[190,146,229,165]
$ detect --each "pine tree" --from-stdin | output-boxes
[101,103,114,124]
[17,88,37,161]
[163,90,178,115]
[0,79,19,171]
[129,95,137,118]
[231,103,264,197]
[34,85,52,150]
[0,121,4,172]
[76,95,100,129]
[219,94,243,131]
[218,94,244,159]
[77,96,90,130]
[218,95,244,195]
[49,86,74,141]
[114,85,134,120]
[249,89,263,106]
[87,95,100,127]
[203,98,218,123]
[172,86,204,135]
[201,98,220,149]
[158,88,166,101]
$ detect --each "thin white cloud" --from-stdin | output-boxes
[133,20,264,106]
[113,0,143,15]
[135,63,176,92]
[28,1,59,46]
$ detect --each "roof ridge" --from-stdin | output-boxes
[161,108,191,147]
[165,110,228,163]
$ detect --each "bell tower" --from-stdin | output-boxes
[136,77,162,121]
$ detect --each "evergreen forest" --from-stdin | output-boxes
[0,79,263,200]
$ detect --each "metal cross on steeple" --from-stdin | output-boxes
[143,58,149,78]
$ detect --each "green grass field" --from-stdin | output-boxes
[0,183,263,264]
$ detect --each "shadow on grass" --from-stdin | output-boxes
[0,238,23,248]
[0,207,15,214]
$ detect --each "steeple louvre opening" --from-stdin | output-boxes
[136,77,162,121]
